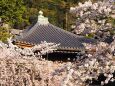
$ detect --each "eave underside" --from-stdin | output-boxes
[14,41,83,53]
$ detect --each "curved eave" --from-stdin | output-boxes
[15,41,84,52]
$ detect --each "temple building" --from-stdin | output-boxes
[14,11,96,60]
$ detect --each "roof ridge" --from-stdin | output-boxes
[25,23,40,37]
[21,23,42,39]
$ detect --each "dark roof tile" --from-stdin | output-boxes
[17,23,96,50]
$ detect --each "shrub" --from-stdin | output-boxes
[0,27,11,42]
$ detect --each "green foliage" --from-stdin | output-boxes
[0,0,29,28]
[23,0,79,30]
[85,33,94,38]
[107,17,115,27]
[0,0,99,30]
[0,27,11,42]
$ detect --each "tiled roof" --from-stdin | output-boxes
[17,23,96,50]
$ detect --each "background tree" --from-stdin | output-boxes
[0,27,10,42]
[0,0,100,30]
[0,0,29,29]
[23,0,79,30]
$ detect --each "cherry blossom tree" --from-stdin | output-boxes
[70,0,115,43]
[0,38,59,59]
[0,38,62,86]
